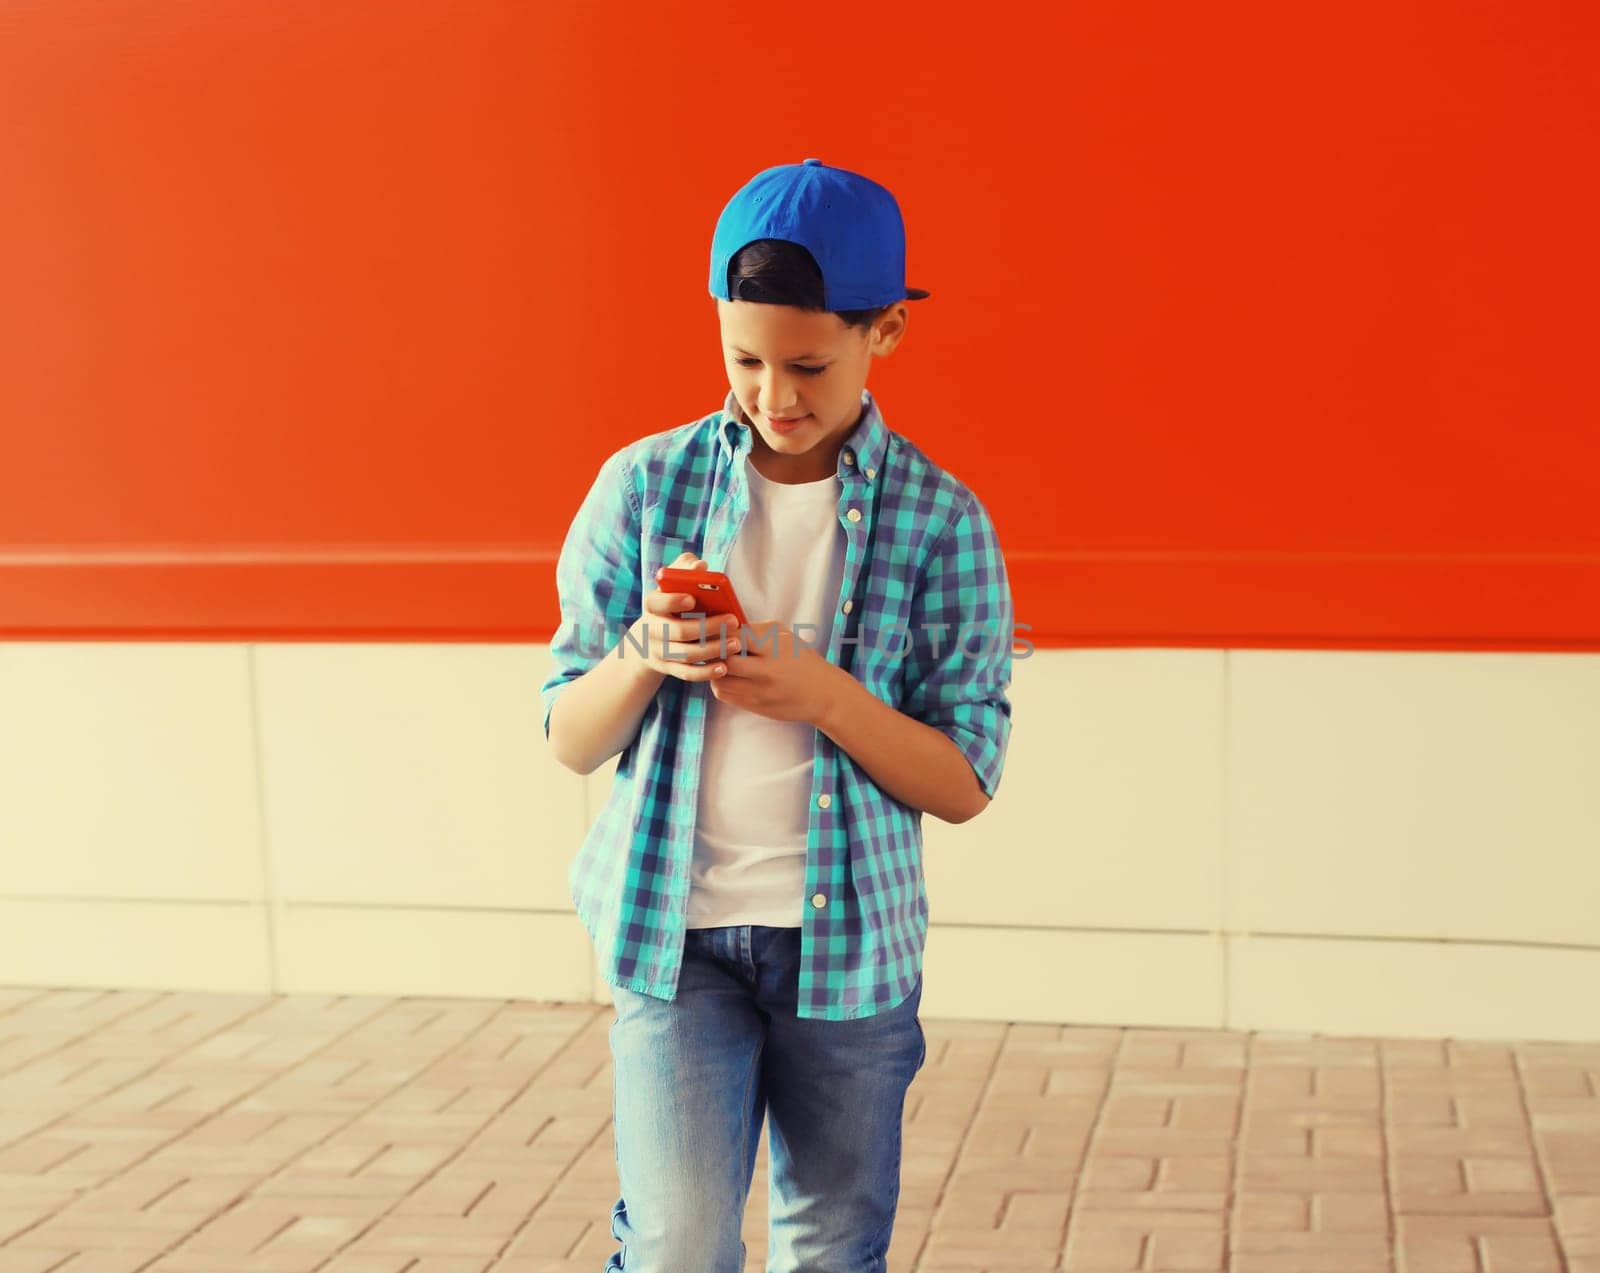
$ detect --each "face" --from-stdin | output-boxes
[716,298,907,483]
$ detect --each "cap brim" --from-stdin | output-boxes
[905,286,931,300]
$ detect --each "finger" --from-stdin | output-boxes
[698,613,743,639]
[654,655,729,681]
[660,611,741,641]
[650,615,737,644]
[639,622,740,661]
[681,632,741,662]
[643,591,698,619]
[653,552,700,584]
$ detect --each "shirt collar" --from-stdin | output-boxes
[718,388,890,482]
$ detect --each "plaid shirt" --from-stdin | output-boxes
[540,387,1014,1020]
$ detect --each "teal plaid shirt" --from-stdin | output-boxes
[541,387,1014,1020]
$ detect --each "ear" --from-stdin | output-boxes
[871,303,909,355]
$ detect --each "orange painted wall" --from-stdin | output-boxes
[1,1,1596,649]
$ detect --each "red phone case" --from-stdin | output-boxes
[656,566,750,631]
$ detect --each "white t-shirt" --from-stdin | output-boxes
[685,455,847,929]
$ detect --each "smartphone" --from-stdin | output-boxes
[655,566,750,632]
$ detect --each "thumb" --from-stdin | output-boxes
[656,551,696,580]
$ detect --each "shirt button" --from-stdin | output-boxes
[846,508,862,523]
[817,793,831,809]
[865,467,877,480]
[843,449,854,464]
[841,599,853,614]
[811,893,828,908]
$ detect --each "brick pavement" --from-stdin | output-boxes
[0,987,1595,1271]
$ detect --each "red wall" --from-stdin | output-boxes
[2,1,1596,649]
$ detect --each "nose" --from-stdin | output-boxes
[757,366,800,416]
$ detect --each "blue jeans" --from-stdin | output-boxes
[604,924,927,1272]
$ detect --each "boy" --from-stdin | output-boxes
[541,158,1014,1272]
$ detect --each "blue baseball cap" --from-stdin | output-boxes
[709,158,931,311]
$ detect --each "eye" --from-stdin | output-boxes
[734,357,827,376]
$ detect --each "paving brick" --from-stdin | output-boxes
[1076,1191,1228,1215]
[1396,1190,1552,1216]
[1232,1192,1311,1232]
[1313,1190,1390,1231]
[1061,1224,1145,1268]
[1236,1155,1386,1192]
[1002,1189,1071,1230]
[1142,1227,1225,1269]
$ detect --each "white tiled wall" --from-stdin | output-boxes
[1,643,1596,1041]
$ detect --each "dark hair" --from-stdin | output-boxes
[723,238,890,332]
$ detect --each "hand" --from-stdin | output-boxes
[630,552,743,682]
[710,619,847,726]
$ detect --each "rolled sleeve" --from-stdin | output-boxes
[539,449,643,740]
[896,493,1015,800]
